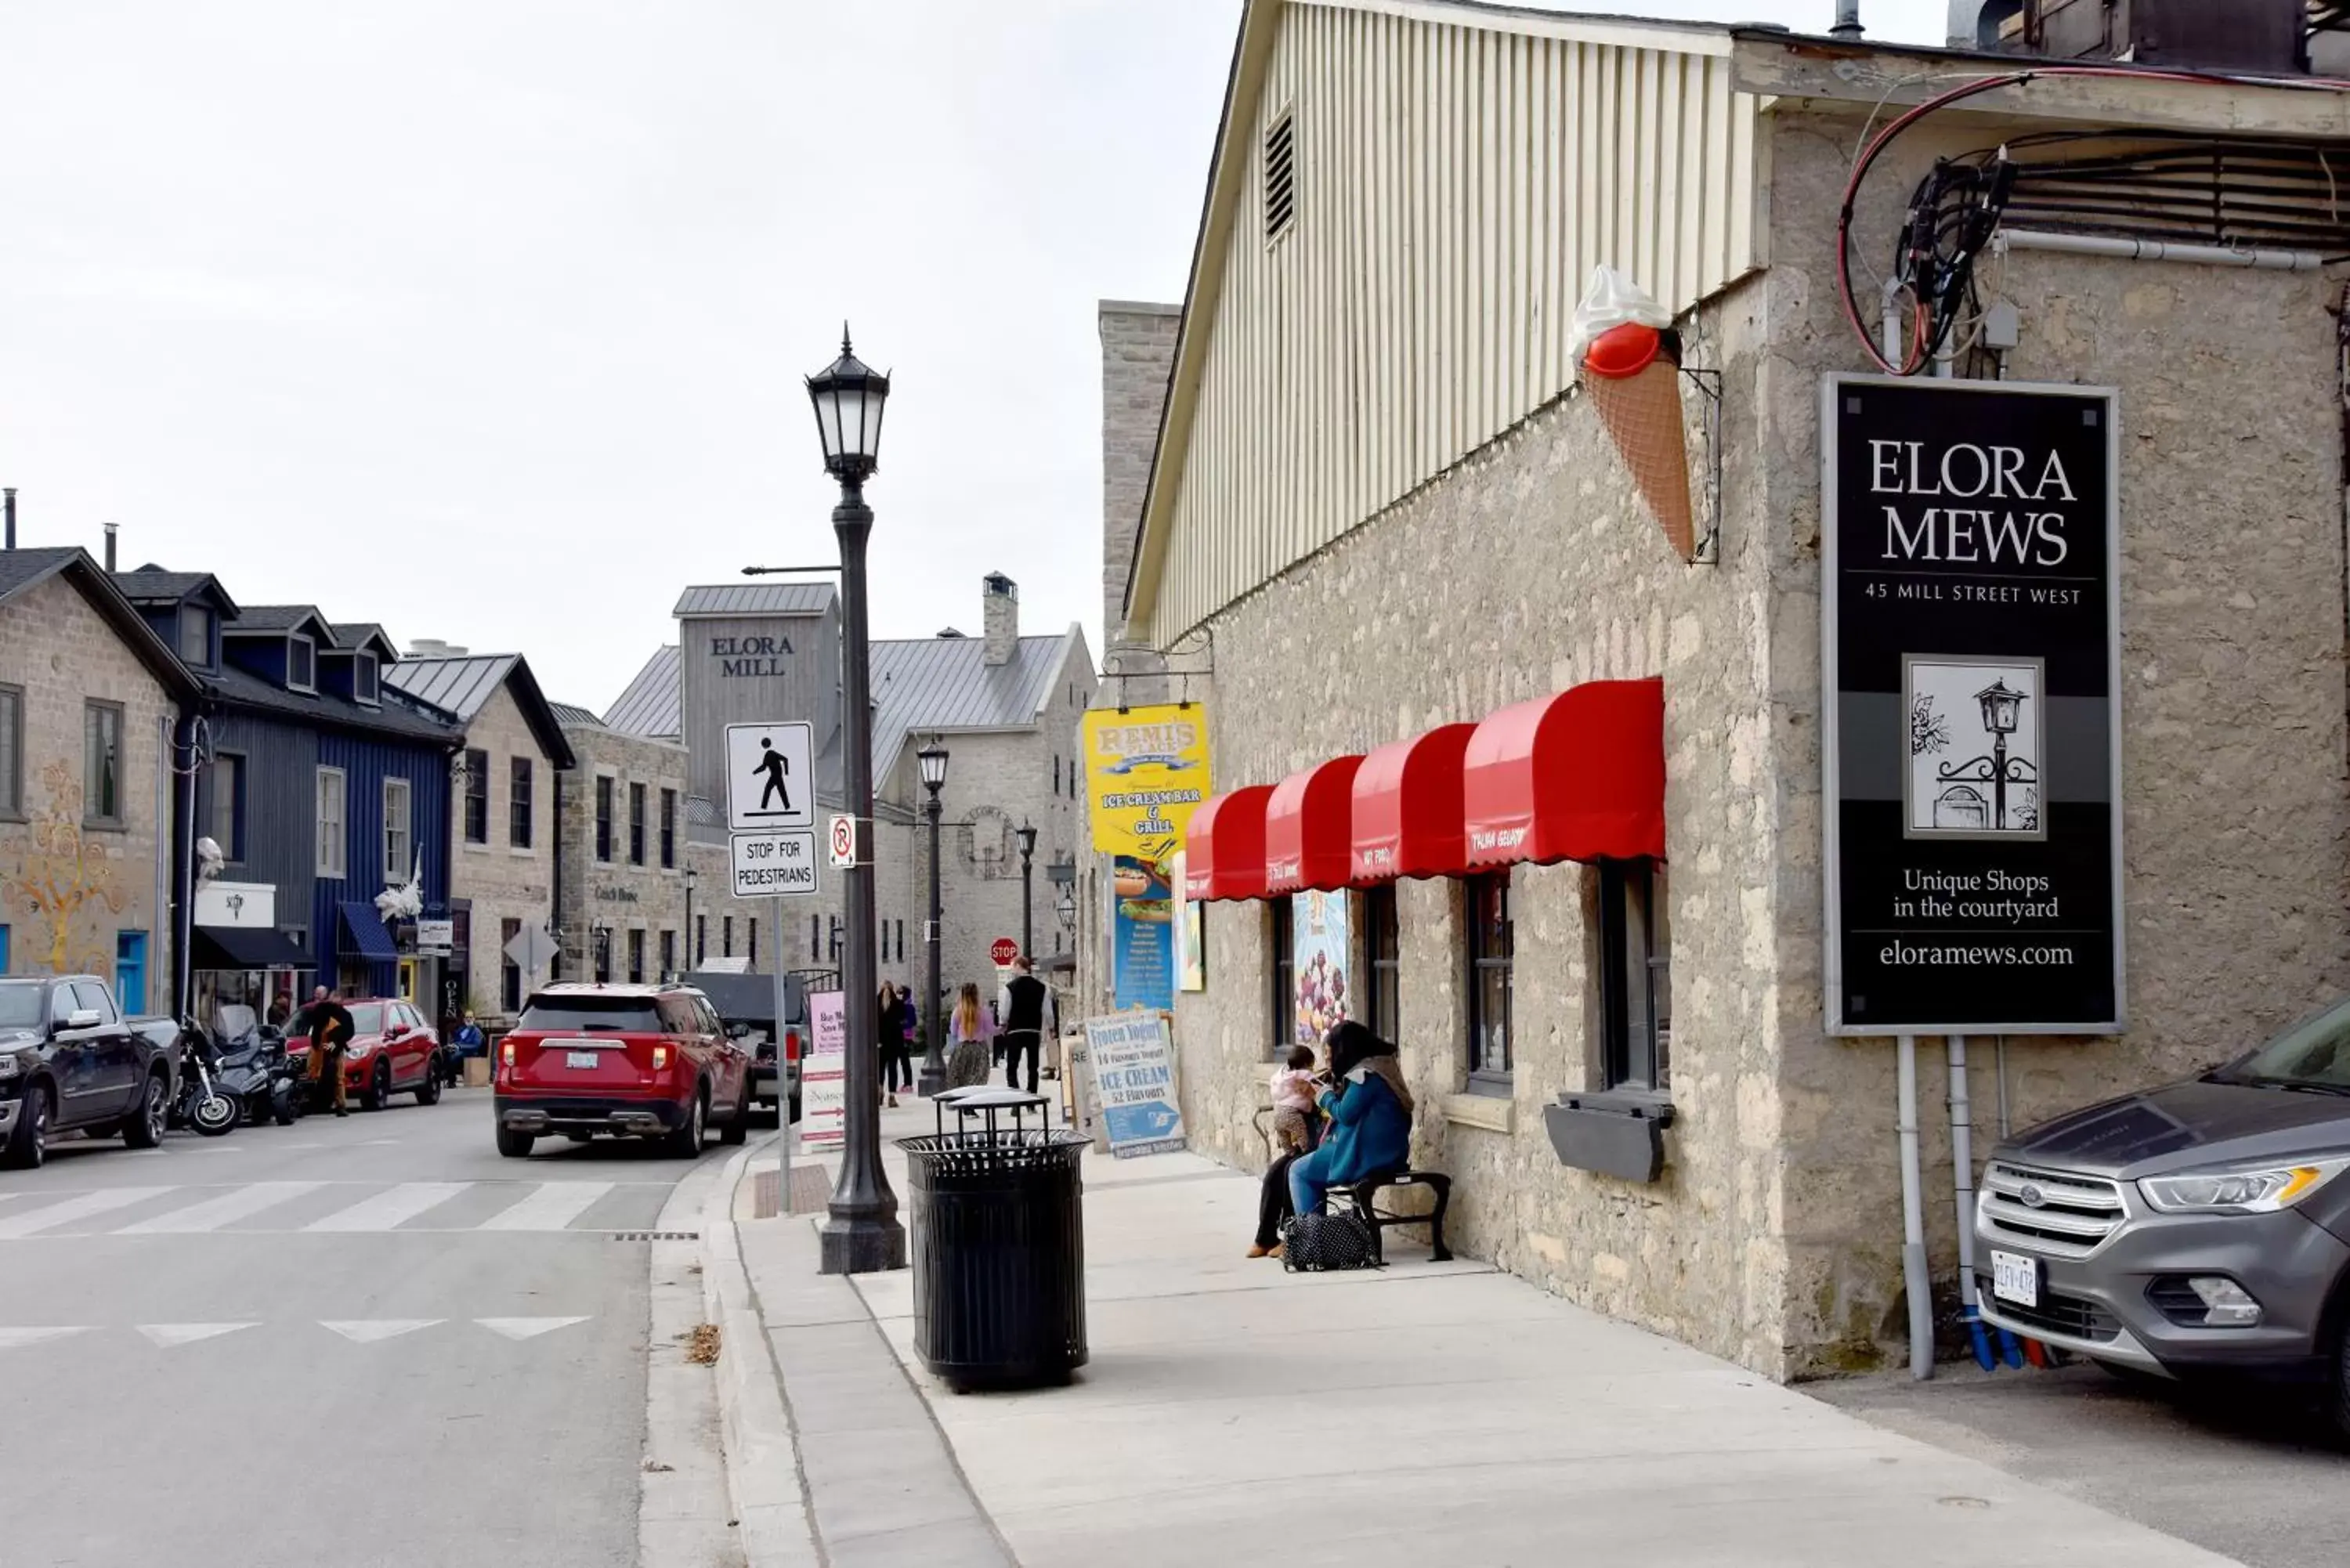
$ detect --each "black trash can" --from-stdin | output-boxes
[900,1088,1089,1392]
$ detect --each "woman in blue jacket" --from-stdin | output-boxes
[1288,1021,1413,1219]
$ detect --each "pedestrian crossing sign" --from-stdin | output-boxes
[725,721,814,833]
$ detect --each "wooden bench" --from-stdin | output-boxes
[1334,1169,1453,1263]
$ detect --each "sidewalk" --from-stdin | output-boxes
[711,1097,2248,1568]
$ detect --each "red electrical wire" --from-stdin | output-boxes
[1833,63,2350,374]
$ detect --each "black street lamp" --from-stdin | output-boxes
[916,741,949,1097]
[683,864,697,970]
[807,327,906,1275]
[1936,677,2035,833]
[1015,822,1038,960]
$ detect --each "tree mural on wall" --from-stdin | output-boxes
[6,760,128,974]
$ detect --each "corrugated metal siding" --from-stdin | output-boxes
[309,731,452,992]
[1145,2,1762,640]
[604,646,682,738]
[200,714,321,934]
[384,655,517,721]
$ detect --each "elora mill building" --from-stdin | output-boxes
[1104,0,2350,1377]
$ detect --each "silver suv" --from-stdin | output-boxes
[1976,995,2350,1430]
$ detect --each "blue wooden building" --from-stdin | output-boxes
[113,567,462,1022]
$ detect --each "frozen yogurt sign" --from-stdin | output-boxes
[1822,375,2123,1035]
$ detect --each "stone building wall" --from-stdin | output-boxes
[556,721,689,987]
[1162,105,2350,1381]
[1098,301,1182,651]
[0,572,177,995]
[450,682,559,1021]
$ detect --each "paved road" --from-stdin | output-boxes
[0,1085,734,1568]
[1813,1361,2350,1568]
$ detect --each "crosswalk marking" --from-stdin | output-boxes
[0,1327,93,1349]
[302,1182,469,1233]
[116,1181,324,1234]
[479,1181,614,1232]
[0,1187,175,1238]
[321,1318,440,1342]
[139,1322,258,1347]
[476,1316,591,1341]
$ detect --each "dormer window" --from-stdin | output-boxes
[354,652,380,706]
[179,605,215,669]
[287,634,316,693]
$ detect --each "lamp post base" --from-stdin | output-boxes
[916,1064,948,1097]
[819,1212,907,1275]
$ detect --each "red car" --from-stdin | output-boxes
[493,983,753,1158]
[287,999,443,1111]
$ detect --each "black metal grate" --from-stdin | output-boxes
[2147,1276,2213,1326]
[1264,110,1296,244]
[1977,1275,2119,1342]
[609,1230,700,1241]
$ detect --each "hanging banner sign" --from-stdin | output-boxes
[1081,703,1212,865]
[1083,1010,1186,1158]
[1110,855,1174,1012]
[801,988,847,1151]
[1291,889,1350,1047]
[1822,374,2123,1035]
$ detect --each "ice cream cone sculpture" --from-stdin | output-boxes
[1571,266,1697,562]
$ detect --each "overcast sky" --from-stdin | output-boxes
[0,0,1949,713]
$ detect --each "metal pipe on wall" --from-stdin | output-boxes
[1897,1033,1934,1379]
[1947,1035,1994,1369]
[1996,228,2330,273]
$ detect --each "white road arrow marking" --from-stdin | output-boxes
[475,1316,591,1341]
[319,1318,443,1343]
[0,1327,92,1349]
[139,1322,258,1348]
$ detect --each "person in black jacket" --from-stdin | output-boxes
[289,986,356,1117]
[998,957,1054,1095]
[876,981,909,1107]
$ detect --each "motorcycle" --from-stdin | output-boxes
[168,1021,240,1136]
[210,1006,303,1127]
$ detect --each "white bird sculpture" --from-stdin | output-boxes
[194,836,225,888]
[375,854,424,923]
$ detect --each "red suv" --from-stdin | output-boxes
[287,999,443,1111]
[493,983,752,1158]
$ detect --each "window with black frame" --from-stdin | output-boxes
[463,749,489,844]
[1600,859,1671,1092]
[628,782,646,865]
[1364,883,1400,1040]
[1269,897,1294,1059]
[1466,872,1512,1088]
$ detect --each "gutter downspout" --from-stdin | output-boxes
[1897,1033,1934,1379]
[1948,1035,1995,1371]
[154,714,169,1015]
[175,711,200,1022]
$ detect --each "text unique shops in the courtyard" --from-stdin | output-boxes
[1822,375,2123,1035]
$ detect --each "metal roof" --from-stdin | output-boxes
[383,654,517,720]
[548,701,606,729]
[674,583,836,620]
[603,645,681,737]
[868,631,1074,780]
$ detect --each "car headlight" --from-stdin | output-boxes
[2138,1157,2350,1214]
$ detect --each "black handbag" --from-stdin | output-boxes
[1280,1209,1379,1272]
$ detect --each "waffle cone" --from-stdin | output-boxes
[1585,359,1695,561]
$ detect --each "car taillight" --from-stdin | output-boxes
[651,1045,670,1070]
[784,1028,801,1064]
[501,1040,515,1067]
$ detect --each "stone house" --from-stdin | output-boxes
[0,544,197,1010]
[553,706,689,991]
[383,649,577,1026]
[1107,0,2350,1378]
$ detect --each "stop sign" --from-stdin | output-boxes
[989,938,1021,966]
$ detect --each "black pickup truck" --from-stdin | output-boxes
[0,974,175,1168]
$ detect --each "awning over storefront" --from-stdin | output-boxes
[1462,677,1665,867]
[192,926,313,971]
[1182,785,1274,901]
[338,901,401,963]
[1350,723,1477,882]
[1264,755,1363,894]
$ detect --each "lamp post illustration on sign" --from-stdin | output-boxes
[1905,656,2044,839]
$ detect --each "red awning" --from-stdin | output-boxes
[1350,723,1477,882]
[1183,785,1274,901]
[1263,755,1364,894]
[1462,678,1665,867]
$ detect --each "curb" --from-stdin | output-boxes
[700,1137,819,1568]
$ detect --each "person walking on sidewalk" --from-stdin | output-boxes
[998,956,1053,1095]
[877,981,909,1107]
[945,982,991,1089]
[1287,1021,1412,1220]
[291,985,356,1118]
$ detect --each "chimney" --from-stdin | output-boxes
[103,522,118,573]
[407,638,467,659]
[1830,0,1861,38]
[982,573,1018,667]
[3,489,13,551]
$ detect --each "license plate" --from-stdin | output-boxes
[566,1050,601,1070]
[1990,1248,2040,1309]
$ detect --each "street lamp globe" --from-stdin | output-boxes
[1974,678,2025,736]
[1056,886,1077,932]
[805,327,891,483]
[1016,822,1038,862]
[917,741,949,793]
